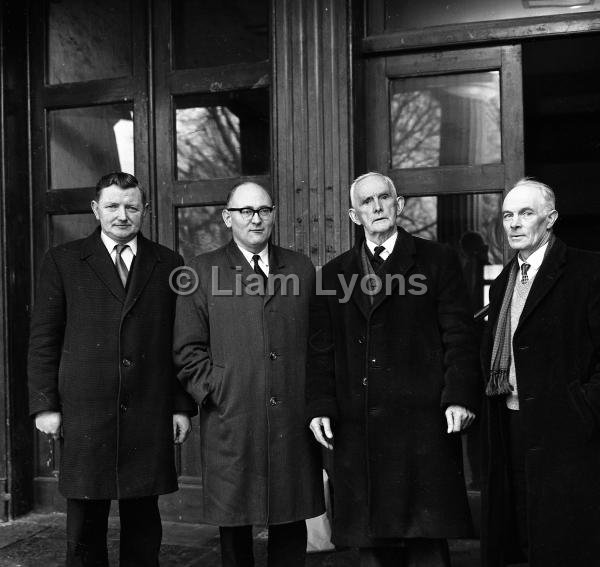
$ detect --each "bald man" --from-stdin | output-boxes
[481,178,600,566]
[173,182,324,567]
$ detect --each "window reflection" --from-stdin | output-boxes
[390,72,501,169]
[399,193,503,262]
[175,90,269,181]
[48,0,131,84]
[177,206,231,261]
[49,104,134,190]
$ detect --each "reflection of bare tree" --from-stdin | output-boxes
[390,73,501,169]
[177,107,241,180]
[398,196,437,240]
[391,92,441,169]
[178,206,231,261]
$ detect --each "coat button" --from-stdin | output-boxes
[518,345,529,351]
[358,337,365,344]
[370,358,376,365]
[122,358,132,367]
[120,402,128,412]
[362,377,368,386]
[269,397,278,405]
[269,352,278,360]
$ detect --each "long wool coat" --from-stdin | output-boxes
[306,229,480,546]
[28,229,197,500]
[173,240,324,526]
[481,238,600,567]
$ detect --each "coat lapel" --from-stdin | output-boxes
[122,233,159,316]
[224,239,257,292]
[516,238,567,332]
[81,229,126,303]
[265,245,284,306]
[340,242,370,320]
[370,228,416,313]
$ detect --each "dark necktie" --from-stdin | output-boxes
[115,244,130,287]
[372,245,386,271]
[521,262,530,284]
[252,254,268,288]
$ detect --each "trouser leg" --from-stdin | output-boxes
[118,495,162,566]
[506,408,529,560]
[219,525,254,567]
[267,520,307,567]
[66,498,111,567]
[404,539,451,567]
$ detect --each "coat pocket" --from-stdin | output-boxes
[567,380,596,440]
[206,363,225,405]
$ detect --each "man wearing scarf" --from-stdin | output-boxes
[481,178,600,566]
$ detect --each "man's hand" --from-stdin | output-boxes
[445,405,475,433]
[309,417,333,450]
[173,413,192,444]
[35,411,62,440]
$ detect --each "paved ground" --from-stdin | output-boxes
[0,513,481,566]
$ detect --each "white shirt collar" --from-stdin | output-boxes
[517,242,548,272]
[365,230,398,260]
[236,243,270,275]
[100,231,138,256]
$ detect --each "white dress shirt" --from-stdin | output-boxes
[236,244,270,276]
[517,242,549,280]
[365,230,398,262]
[100,231,137,271]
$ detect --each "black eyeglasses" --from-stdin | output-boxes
[226,206,275,221]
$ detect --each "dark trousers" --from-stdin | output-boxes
[219,521,307,567]
[506,408,529,561]
[66,496,162,567]
[359,539,451,567]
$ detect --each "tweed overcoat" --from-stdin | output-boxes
[28,229,197,499]
[481,238,600,567]
[173,240,324,526]
[306,228,480,546]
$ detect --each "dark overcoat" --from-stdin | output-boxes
[481,238,600,567]
[173,240,324,526]
[306,228,480,546]
[28,229,197,499]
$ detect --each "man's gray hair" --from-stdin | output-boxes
[349,172,398,207]
[511,177,556,213]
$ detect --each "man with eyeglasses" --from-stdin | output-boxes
[173,181,324,567]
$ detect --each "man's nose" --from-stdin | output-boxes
[117,206,127,219]
[250,211,262,224]
[373,198,383,212]
[510,215,521,229]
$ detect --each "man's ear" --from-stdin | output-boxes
[396,195,405,217]
[546,209,558,230]
[349,208,362,226]
[91,200,100,220]
[222,208,232,228]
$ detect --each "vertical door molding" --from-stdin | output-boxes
[273,0,353,265]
